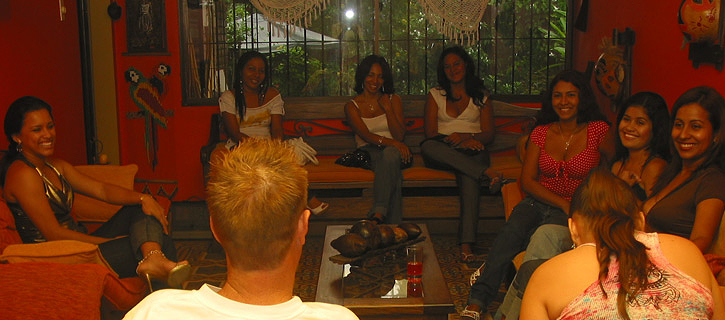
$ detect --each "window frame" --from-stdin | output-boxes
[178,0,575,107]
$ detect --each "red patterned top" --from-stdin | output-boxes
[530,121,609,200]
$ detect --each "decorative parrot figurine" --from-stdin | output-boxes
[125,64,173,170]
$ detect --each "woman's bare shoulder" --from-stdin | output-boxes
[266,87,280,99]
[657,233,714,285]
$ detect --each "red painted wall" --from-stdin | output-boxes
[572,1,725,111]
[110,1,725,201]
[0,0,87,164]
[111,0,216,200]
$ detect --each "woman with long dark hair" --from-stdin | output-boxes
[521,169,723,319]
[218,50,328,214]
[344,55,411,224]
[420,46,499,262]
[611,91,670,200]
[644,86,725,253]
[461,70,613,320]
[494,91,671,319]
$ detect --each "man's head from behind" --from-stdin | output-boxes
[206,138,308,271]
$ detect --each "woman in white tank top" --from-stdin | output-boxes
[420,46,501,265]
[343,55,411,224]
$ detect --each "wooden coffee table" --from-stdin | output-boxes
[315,224,454,319]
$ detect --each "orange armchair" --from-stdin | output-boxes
[0,164,170,317]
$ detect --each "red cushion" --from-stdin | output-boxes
[0,262,108,319]
[0,199,22,252]
[105,276,148,311]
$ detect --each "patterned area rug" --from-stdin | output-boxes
[175,233,508,317]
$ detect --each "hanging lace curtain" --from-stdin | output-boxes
[249,0,329,30]
[417,0,490,45]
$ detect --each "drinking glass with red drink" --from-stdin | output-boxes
[406,245,423,297]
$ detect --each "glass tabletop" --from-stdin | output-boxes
[340,247,423,299]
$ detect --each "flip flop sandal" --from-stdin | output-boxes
[309,202,329,215]
[460,308,481,320]
[469,262,485,286]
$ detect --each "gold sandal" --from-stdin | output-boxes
[137,250,191,291]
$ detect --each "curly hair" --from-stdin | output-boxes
[536,70,606,125]
[353,55,395,95]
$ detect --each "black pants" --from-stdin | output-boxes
[94,205,177,278]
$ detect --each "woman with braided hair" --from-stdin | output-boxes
[520,168,723,319]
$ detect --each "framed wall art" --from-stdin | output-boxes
[125,0,169,55]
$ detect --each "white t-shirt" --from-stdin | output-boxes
[219,90,285,149]
[429,87,486,135]
[123,284,359,320]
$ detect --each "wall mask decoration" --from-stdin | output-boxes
[678,0,724,70]
[594,28,635,111]
[125,64,174,170]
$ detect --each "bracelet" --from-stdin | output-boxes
[377,136,384,146]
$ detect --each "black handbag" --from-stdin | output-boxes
[335,148,372,170]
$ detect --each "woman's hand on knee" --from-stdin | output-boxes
[393,141,412,163]
[459,139,484,151]
[141,196,169,234]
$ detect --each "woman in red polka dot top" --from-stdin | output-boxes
[462,70,614,320]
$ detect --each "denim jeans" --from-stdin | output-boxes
[361,144,404,224]
[420,139,490,244]
[468,196,568,308]
[494,224,572,319]
[95,205,177,278]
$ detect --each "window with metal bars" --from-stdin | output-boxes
[180,0,571,106]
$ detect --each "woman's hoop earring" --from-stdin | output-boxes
[16,142,22,153]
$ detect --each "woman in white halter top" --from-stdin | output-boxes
[344,55,411,224]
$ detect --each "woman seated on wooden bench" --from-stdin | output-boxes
[1,96,189,290]
[344,55,411,224]
[460,70,614,320]
[218,50,328,215]
[419,46,501,263]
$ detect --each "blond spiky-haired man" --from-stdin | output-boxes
[125,138,358,320]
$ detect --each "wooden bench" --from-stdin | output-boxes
[200,95,539,234]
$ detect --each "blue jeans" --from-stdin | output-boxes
[495,224,572,319]
[468,196,568,308]
[420,139,490,244]
[95,205,177,278]
[361,145,404,224]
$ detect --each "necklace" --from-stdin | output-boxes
[558,122,576,151]
[576,242,596,249]
[365,102,376,112]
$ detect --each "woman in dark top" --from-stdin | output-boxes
[644,86,725,253]
[2,96,190,290]
[611,92,670,201]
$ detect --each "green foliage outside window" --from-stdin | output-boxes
[181,0,570,105]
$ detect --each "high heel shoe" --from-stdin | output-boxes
[137,250,192,291]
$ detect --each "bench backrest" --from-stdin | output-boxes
[203,95,539,157]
